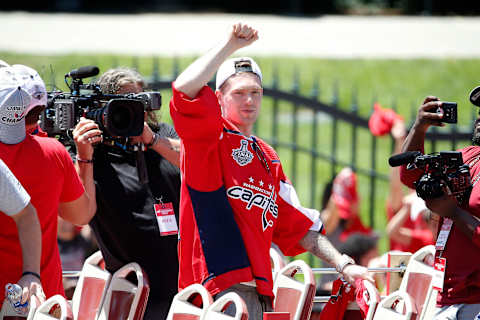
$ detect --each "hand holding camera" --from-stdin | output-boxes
[413,96,458,131]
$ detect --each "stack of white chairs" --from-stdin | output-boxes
[33,295,73,320]
[203,292,248,320]
[272,260,316,320]
[71,251,111,320]
[97,262,149,320]
[167,284,213,320]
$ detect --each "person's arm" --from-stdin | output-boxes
[401,96,444,153]
[388,120,407,213]
[59,118,101,225]
[399,96,445,188]
[320,197,340,235]
[425,196,480,248]
[140,122,181,167]
[386,202,413,246]
[10,203,46,305]
[299,231,374,285]
[174,23,259,98]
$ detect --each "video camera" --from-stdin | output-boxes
[40,66,161,139]
[389,150,472,206]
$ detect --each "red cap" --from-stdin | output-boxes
[332,167,359,219]
[368,102,403,137]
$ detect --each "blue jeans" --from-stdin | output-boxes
[434,304,480,320]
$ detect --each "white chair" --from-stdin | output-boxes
[372,291,413,320]
[270,246,287,279]
[202,292,248,320]
[398,245,436,320]
[166,284,213,320]
[97,262,150,320]
[273,260,316,320]
[361,279,381,320]
[33,295,73,320]
[71,250,111,320]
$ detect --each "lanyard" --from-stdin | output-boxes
[251,137,271,176]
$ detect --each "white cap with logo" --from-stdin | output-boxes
[215,57,263,90]
[0,67,32,144]
[11,64,47,114]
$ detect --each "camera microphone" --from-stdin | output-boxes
[469,86,480,107]
[388,151,422,167]
[65,66,99,79]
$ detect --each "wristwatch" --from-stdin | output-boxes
[146,132,160,148]
[335,254,355,273]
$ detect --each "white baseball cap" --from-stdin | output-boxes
[0,67,31,144]
[215,57,263,90]
[11,64,47,114]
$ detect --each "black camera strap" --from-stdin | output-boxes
[136,148,149,185]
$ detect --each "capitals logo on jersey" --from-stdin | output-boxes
[232,139,253,166]
[227,177,279,231]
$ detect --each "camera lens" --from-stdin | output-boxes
[110,104,132,131]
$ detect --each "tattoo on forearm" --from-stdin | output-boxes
[299,231,339,266]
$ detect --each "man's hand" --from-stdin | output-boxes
[425,194,458,218]
[72,117,103,160]
[412,96,445,132]
[228,23,259,51]
[342,264,375,286]
[17,274,46,310]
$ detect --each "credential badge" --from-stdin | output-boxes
[232,139,253,166]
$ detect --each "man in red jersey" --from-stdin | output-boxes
[400,96,480,319]
[0,65,96,308]
[171,23,373,319]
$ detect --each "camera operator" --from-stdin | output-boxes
[400,96,480,319]
[73,67,181,320]
[0,65,96,304]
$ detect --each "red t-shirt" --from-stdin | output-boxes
[400,145,480,306]
[0,135,85,304]
[170,85,323,298]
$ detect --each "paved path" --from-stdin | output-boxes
[1,12,480,58]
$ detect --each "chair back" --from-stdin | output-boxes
[166,284,213,320]
[372,291,413,320]
[72,251,111,320]
[361,280,380,320]
[273,260,315,320]
[202,292,247,320]
[97,262,150,320]
[33,295,73,320]
[270,247,286,279]
[399,245,435,320]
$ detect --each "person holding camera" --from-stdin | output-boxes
[0,65,96,304]
[400,96,480,319]
[73,67,181,320]
[171,23,373,319]
[0,158,45,311]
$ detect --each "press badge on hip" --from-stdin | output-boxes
[154,202,178,236]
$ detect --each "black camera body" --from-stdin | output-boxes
[40,66,161,139]
[429,102,457,123]
[389,151,472,206]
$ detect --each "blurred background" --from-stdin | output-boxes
[4,0,480,15]
[2,1,480,275]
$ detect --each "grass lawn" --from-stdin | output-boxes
[2,52,479,271]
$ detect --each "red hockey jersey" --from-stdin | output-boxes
[170,85,323,298]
